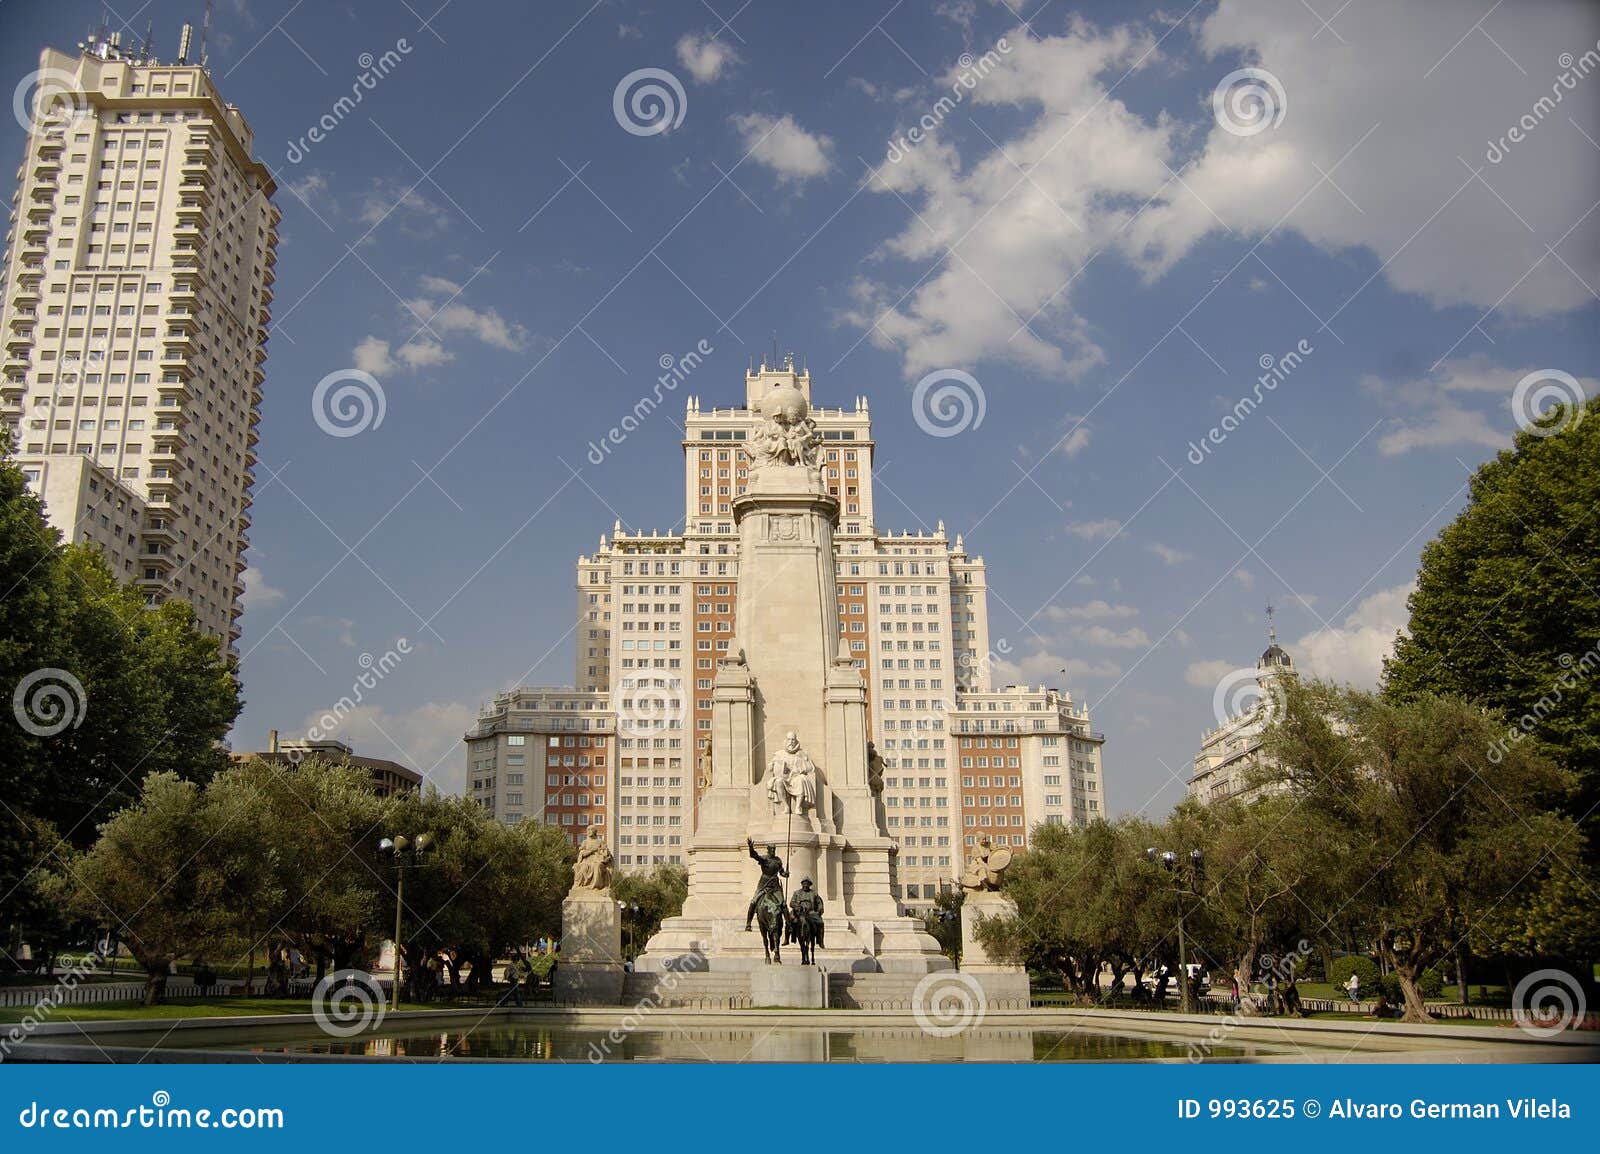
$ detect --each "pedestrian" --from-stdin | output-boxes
[1229,975,1240,1010]
[1345,970,1361,1004]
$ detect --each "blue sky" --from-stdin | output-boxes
[4,0,1596,813]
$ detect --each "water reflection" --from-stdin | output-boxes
[232,1024,1268,1063]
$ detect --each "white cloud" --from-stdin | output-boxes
[1042,599,1139,621]
[353,335,394,376]
[1146,542,1192,566]
[1066,518,1122,541]
[1058,426,1092,458]
[1369,357,1598,456]
[1292,582,1414,687]
[850,5,1600,380]
[239,566,285,613]
[1184,658,1237,689]
[676,31,739,83]
[283,171,329,208]
[994,649,1122,687]
[352,335,455,375]
[299,700,478,794]
[358,178,453,234]
[1072,624,1153,649]
[732,112,835,182]
[354,278,529,376]
[1233,568,1255,589]
[417,274,464,296]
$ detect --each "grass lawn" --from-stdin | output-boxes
[0,996,431,1025]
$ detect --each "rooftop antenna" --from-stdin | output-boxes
[177,22,193,64]
[199,0,213,70]
[142,18,154,61]
[1265,601,1277,645]
[769,332,778,372]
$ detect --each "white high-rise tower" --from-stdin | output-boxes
[2,33,279,649]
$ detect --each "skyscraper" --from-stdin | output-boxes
[467,357,1107,908]
[2,32,279,649]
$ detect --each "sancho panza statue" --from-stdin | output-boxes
[766,731,818,816]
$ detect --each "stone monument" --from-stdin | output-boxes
[635,374,950,985]
[956,835,1030,1010]
[554,827,625,1004]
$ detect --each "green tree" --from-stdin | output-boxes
[612,862,688,956]
[206,757,386,980]
[1270,684,1580,1022]
[1383,402,1600,858]
[917,886,963,964]
[66,773,240,1004]
[380,792,573,987]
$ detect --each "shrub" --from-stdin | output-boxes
[1418,966,1444,998]
[1328,955,1380,995]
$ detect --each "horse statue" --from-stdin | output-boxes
[787,878,825,966]
[786,906,822,965]
[753,887,785,965]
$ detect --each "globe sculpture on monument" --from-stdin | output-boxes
[634,378,951,989]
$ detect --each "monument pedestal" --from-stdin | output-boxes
[959,890,1031,1010]
[635,382,950,978]
[750,963,827,1008]
[554,891,625,1005]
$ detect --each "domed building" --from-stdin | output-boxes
[1187,610,1296,806]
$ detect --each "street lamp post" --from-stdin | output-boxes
[1147,846,1205,1014]
[617,902,640,959]
[379,832,433,1011]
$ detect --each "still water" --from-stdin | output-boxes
[217,1022,1285,1062]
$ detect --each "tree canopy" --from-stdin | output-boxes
[1384,401,1599,858]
